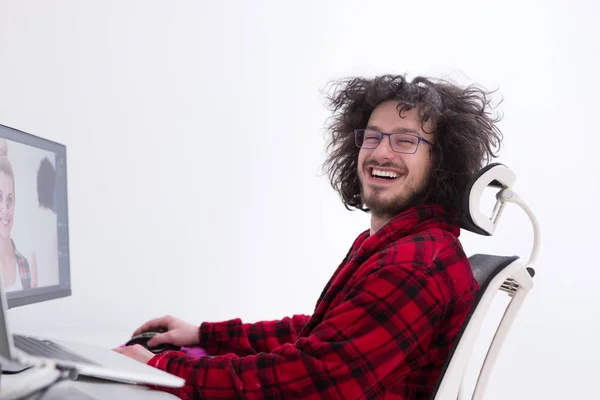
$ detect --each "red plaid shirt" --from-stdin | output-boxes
[14,240,32,289]
[147,204,479,399]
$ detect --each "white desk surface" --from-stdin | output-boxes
[2,372,179,399]
[3,326,181,399]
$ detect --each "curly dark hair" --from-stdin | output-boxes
[37,157,56,209]
[321,74,503,217]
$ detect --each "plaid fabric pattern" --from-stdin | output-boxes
[13,240,31,289]
[146,204,479,399]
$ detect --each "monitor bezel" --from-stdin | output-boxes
[0,123,72,309]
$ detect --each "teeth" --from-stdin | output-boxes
[372,168,399,179]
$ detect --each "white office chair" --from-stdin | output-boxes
[431,163,540,400]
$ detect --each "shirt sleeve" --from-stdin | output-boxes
[146,263,446,399]
[197,314,312,356]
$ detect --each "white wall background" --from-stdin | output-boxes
[0,0,598,398]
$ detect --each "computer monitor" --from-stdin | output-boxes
[0,124,71,308]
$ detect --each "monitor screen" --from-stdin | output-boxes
[0,124,71,308]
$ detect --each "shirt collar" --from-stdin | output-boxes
[352,204,460,255]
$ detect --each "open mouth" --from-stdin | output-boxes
[369,167,404,182]
[0,217,11,226]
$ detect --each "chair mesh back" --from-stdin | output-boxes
[429,254,520,399]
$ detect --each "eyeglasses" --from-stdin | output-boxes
[353,129,433,154]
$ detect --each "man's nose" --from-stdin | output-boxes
[372,135,395,159]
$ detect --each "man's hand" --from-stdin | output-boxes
[132,315,200,348]
[113,344,155,364]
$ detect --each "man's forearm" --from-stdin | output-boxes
[198,314,311,355]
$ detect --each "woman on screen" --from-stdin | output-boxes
[0,139,38,291]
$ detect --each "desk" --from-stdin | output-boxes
[2,371,179,399]
[2,326,180,399]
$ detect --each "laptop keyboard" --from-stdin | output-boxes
[14,334,99,365]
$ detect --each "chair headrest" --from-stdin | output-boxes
[460,163,516,236]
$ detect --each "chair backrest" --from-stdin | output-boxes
[431,163,539,400]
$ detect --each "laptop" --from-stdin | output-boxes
[0,124,184,388]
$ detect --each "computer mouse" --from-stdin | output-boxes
[125,331,181,354]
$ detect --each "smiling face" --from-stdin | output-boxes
[0,172,14,240]
[357,100,435,218]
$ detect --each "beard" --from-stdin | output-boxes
[359,173,430,218]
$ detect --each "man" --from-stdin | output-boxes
[115,74,503,399]
[31,157,59,287]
